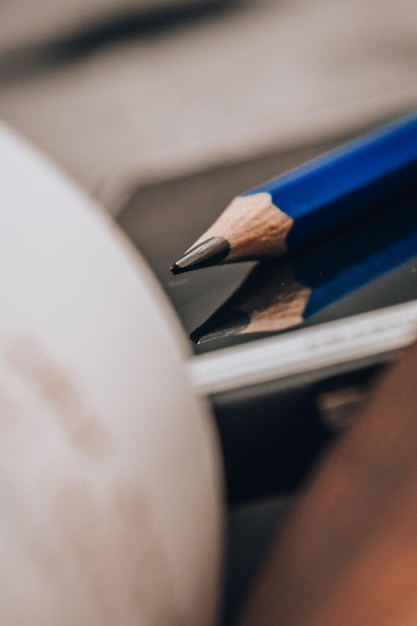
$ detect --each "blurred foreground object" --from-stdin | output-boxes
[0,120,222,625]
[239,337,417,625]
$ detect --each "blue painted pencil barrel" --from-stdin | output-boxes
[293,188,417,317]
[244,113,417,249]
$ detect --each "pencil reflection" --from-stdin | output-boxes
[191,188,417,343]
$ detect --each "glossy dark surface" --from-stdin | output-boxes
[118,135,417,355]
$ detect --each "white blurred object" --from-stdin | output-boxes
[0,0,216,54]
[0,121,222,625]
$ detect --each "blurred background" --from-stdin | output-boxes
[2,2,417,623]
[1,0,417,215]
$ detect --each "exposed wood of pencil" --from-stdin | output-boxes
[239,339,417,626]
[171,193,293,273]
[193,193,293,259]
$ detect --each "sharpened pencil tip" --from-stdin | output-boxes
[170,262,181,274]
[170,236,230,274]
[190,309,250,344]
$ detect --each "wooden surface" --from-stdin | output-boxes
[239,339,417,625]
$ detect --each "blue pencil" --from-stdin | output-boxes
[190,186,417,342]
[171,112,417,274]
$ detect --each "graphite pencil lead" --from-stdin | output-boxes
[190,309,250,344]
[171,236,230,274]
